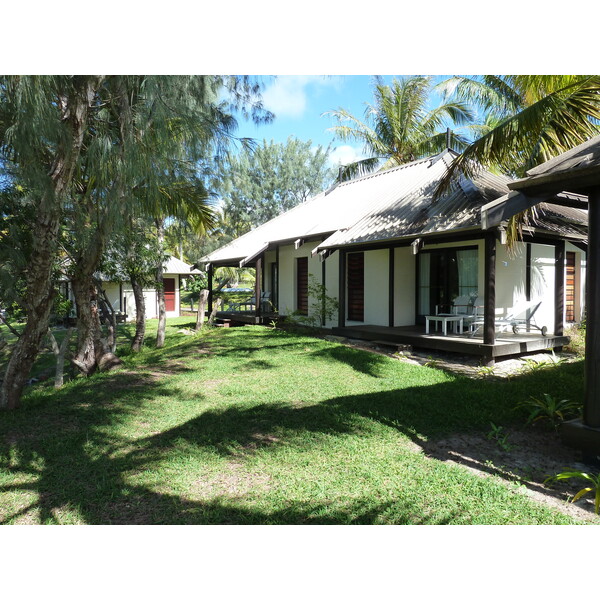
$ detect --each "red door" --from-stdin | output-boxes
[164,278,176,312]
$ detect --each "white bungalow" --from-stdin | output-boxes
[201,150,587,364]
[94,256,199,320]
[104,255,199,320]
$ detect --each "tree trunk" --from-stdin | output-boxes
[70,278,102,375]
[207,297,222,325]
[0,76,103,410]
[47,327,74,389]
[71,276,122,375]
[156,218,167,348]
[130,274,147,352]
[196,289,209,331]
[97,286,117,354]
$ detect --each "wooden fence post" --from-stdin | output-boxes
[196,289,209,331]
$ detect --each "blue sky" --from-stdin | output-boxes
[234,75,450,168]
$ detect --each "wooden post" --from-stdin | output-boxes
[388,247,395,328]
[554,240,565,336]
[338,249,346,329]
[584,190,600,429]
[207,263,213,315]
[255,256,262,317]
[321,256,326,326]
[525,243,532,332]
[484,232,496,349]
[275,245,280,311]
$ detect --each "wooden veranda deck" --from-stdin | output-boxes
[215,310,280,325]
[332,324,570,363]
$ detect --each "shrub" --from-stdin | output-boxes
[516,393,582,428]
[288,275,338,328]
[544,470,600,514]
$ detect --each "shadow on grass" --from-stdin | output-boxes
[239,359,277,371]
[0,327,586,525]
[308,345,389,377]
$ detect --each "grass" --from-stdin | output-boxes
[0,317,590,524]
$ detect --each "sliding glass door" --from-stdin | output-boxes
[417,246,478,321]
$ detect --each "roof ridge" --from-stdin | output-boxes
[336,153,440,187]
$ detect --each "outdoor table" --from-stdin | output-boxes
[425,314,464,336]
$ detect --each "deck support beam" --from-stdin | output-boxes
[207,263,213,315]
[321,254,327,326]
[388,247,394,327]
[584,189,600,429]
[255,256,262,318]
[562,188,600,462]
[483,231,496,359]
[525,243,532,331]
[275,245,280,311]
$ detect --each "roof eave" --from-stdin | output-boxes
[315,225,485,253]
[509,165,600,196]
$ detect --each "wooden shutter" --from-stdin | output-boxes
[347,252,364,321]
[565,252,576,322]
[297,257,308,315]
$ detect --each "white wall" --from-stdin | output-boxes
[394,246,415,326]
[324,250,340,328]
[495,241,528,317]
[345,249,388,327]
[495,241,587,334]
[261,241,341,327]
[278,241,322,319]
[103,282,121,312]
[117,273,181,320]
[269,237,586,333]
[529,243,556,334]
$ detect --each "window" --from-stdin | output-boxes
[297,257,308,315]
[418,247,478,319]
[347,252,364,321]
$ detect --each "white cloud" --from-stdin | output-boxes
[262,76,340,119]
[328,145,365,167]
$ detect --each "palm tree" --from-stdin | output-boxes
[435,75,600,244]
[324,76,475,180]
[437,75,600,182]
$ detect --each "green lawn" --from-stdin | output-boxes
[0,317,589,524]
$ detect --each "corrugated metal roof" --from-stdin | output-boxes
[202,150,587,265]
[89,255,199,281]
[529,203,588,241]
[202,154,446,264]
[164,256,201,274]
[318,153,511,249]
